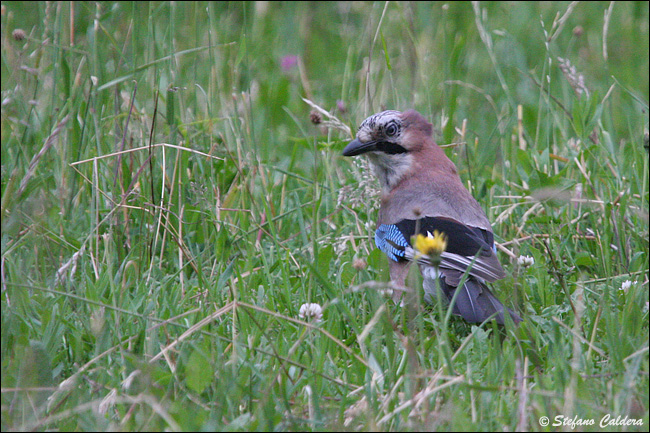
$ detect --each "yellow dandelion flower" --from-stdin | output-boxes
[413,230,447,259]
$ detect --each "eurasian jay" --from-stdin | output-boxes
[343,109,522,325]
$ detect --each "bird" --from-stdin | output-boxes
[342,109,522,325]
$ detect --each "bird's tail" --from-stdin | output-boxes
[423,274,522,325]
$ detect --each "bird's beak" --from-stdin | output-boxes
[342,138,376,156]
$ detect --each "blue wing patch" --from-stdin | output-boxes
[375,224,410,262]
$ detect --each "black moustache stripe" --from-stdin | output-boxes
[376,141,408,155]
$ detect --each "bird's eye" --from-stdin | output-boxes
[385,122,399,137]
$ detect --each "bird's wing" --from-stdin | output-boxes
[375,215,505,282]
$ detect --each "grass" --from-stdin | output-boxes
[1,1,648,431]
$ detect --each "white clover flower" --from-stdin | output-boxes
[619,280,634,293]
[299,303,323,323]
[517,255,535,268]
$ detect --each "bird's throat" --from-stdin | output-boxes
[368,152,413,192]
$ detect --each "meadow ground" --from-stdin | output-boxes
[1,2,648,431]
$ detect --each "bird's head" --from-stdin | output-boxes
[343,109,434,190]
